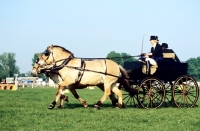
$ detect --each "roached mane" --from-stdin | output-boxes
[52,45,74,57]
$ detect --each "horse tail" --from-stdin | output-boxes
[119,65,138,95]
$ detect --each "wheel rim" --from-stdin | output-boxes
[173,75,199,108]
[137,77,165,109]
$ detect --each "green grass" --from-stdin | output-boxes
[0,87,200,131]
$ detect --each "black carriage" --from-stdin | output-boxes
[122,54,199,109]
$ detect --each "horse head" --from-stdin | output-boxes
[31,53,50,76]
[38,45,74,67]
[31,53,42,76]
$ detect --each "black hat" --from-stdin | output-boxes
[162,43,168,48]
[150,36,159,41]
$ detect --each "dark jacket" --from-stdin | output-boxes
[150,43,163,58]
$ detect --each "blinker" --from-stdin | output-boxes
[44,50,50,56]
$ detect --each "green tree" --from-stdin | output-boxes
[107,51,123,65]
[106,51,136,66]
[121,52,137,63]
[32,53,38,66]
[187,57,200,80]
[0,52,20,81]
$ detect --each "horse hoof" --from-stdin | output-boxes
[122,103,127,108]
[94,105,100,110]
[57,105,63,109]
[84,104,88,108]
[64,96,69,102]
[48,104,55,109]
[115,104,123,109]
[115,106,121,109]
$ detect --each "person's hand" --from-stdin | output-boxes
[144,54,149,58]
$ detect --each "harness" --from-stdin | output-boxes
[42,51,87,84]
[38,47,138,84]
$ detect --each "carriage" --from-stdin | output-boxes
[121,55,199,109]
[32,45,199,109]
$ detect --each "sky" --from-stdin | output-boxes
[0,0,200,73]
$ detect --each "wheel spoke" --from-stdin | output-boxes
[125,96,131,105]
[123,95,130,100]
[187,95,194,103]
[122,85,138,107]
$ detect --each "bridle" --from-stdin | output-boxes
[40,47,74,71]
[41,49,55,65]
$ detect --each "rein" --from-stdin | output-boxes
[50,54,74,70]
[75,55,141,60]
[64,65,123,78]
[40,46,141,81]
[44,54,124,79]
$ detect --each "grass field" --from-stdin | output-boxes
[0,87,200,131]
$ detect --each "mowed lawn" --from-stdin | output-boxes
[0,87,200,131]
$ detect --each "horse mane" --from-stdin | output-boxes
[53,45,74,57]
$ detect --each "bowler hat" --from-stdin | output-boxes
[161,43,168,48]
[150,36,159,41]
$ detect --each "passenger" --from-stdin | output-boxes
[161,43,180,62]
[139,35,163,66]
[161,43,168,50]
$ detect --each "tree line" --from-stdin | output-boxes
[0,52,200,82]
[0,53,20,81]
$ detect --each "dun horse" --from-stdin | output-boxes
[32,54,118,108]
[36,45,135,109]
[31,54,69,108]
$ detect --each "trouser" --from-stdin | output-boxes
[145,57,163,75]
[145,58,157,66]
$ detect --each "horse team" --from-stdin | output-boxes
[31,45,137,109]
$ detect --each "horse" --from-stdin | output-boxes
[32,54,121,108]
[31,54,69,108]
[37,45,135,109]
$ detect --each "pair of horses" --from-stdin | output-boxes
[31,45,136,109]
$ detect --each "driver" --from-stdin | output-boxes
[140,35,163,65]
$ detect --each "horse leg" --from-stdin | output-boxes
[94,85,111,110]
[57,88,69,108]
[112,86,123,108]
[98,85,118,107]
[109,92,118,107]
[48,85,64,109]
[68,86,88,108]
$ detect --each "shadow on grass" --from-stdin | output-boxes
[59,103,120,109]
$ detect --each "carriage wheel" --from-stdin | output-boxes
[172,75,199,108]
[137,77,166,109]
[122,84,139,108]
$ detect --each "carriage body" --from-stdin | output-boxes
[124,61,188,82]
[123,60,199,109]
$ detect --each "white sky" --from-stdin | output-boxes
[0,0,200,73]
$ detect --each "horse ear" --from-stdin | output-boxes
[48,45,54,50]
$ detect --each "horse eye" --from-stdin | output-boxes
[35,59,39,63]
[44,52,49,56]
[44,50,49,56]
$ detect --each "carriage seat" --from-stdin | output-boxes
[162,49,180,62]
[163,52,176,62]
[142,64,157,75]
